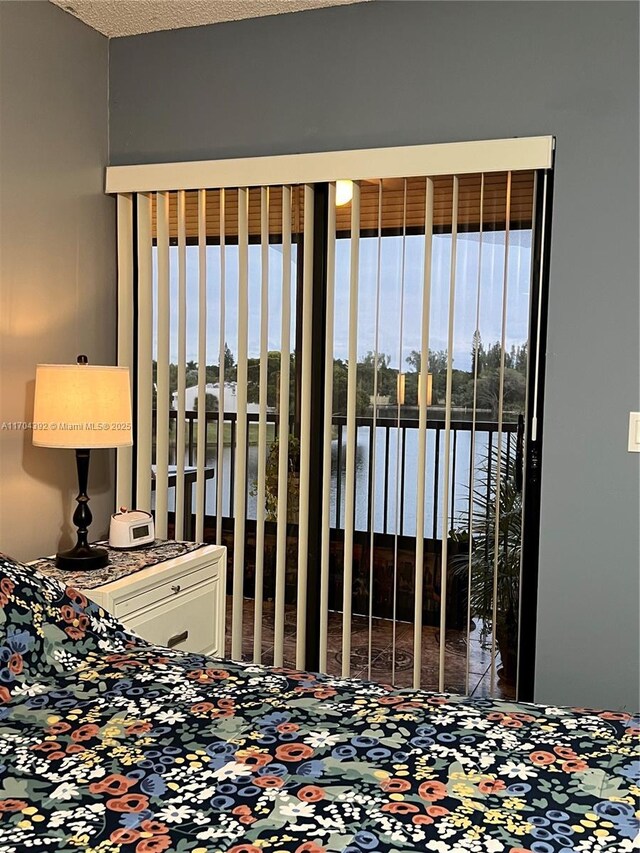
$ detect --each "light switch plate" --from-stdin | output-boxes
[628,412,640,452]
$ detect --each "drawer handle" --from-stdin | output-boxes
[171,584,181,594]
[167,630,188,648]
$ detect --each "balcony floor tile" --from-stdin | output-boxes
[224,596,514,699]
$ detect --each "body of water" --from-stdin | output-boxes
[162,425,509,537]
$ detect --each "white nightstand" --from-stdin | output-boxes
[35,544,226,657]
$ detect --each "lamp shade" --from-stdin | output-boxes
[33,363,132,449]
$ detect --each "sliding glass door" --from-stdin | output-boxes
[150,186,308,667]
[110,138,553,701]
[320,173,540,700]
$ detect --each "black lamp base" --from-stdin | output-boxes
[58,445,110,571]
[55,543,108,571]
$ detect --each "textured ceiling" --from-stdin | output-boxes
[50,0,369,38]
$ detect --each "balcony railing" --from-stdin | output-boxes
[150,409,519,634]
[154,410,518,542]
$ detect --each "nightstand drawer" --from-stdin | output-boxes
[114,560,216,620]
[124,576,222,656]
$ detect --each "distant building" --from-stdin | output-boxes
[369,394,390,407]
[172,381,262,414]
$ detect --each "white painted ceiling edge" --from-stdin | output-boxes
[50,0,370,38]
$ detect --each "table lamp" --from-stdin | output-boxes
[32,355,132,570]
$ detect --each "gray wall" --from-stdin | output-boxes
[109,1,639,710]
[0,1,116,562]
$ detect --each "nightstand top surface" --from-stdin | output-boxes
[30,540,214,589]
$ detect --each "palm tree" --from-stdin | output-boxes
[451,448,522,683]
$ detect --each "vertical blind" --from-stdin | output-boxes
[121,185,313,668]
[110,137,552,698]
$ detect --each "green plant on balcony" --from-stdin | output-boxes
[253,434,300,524]
[451,451,522,684]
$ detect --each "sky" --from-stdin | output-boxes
[153,229,532,374]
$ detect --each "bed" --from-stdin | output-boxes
[0,553,637,853]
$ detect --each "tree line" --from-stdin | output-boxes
[153,337,527,417]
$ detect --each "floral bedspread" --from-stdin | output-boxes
[0,554,638,853]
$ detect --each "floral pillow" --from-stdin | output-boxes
[0,552,142,703]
